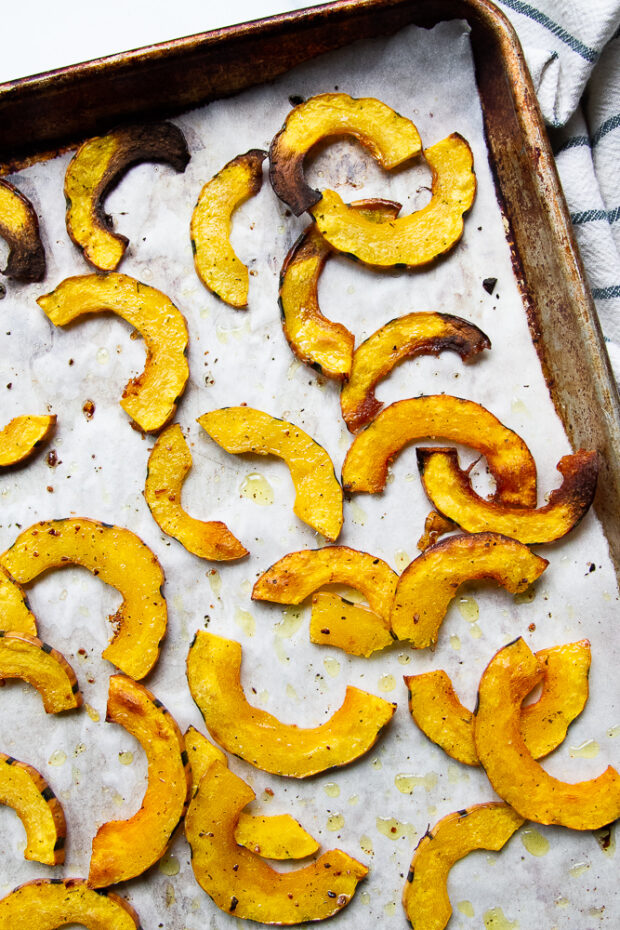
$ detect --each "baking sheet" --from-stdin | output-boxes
[0,17,618,928]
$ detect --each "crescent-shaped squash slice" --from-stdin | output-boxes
[279,199,401,380]
[88,675,190,888]
[0,564,36,635]
[1,518,167,681]
[186,760,368,923]
[64,121,190,271]
[311,134,476,268]
[474,637,620,829]
[198,407,343,540]
[0,415,56,467]
[145,424,247,561]
[187,631,395,777]
[390,533,548,648]
[417,447,599,544]
[402,803,524,930]
[269,92,422,216]
[0,879,142,929]
[310,593,394,657]
[405,641,591,766]
[0,630,81,713]
[185,726,320,860]
[191,149,266,308]
[37,273,189,433]
[341,395,537,505]
[0,753,66,865]
[0,179,46,282]
[341,313,491,432]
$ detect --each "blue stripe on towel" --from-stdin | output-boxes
[555,135,590,154]
[592,114,620,146]
[593,286,620,299]
[498,0,599,61]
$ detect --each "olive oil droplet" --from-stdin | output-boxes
[457,901,475,917]
[483,906,518,929]
[118,751,133,766]
[324,782,340,798]
[394,549,410,571]
[323,657,340,678]
[379,674,396,692]
[327,813,344,831]
[569,738,599,758]
[569,860,590,877]
[48,750,66,767]
[520,826,549,857]
[159,853,180,876]
[275,606,304,638]
[360,834,373,854]
[234,607,256,637]
[240,473,274,505]
[457,596,479,622]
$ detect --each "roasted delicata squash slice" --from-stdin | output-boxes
[390,533,548,648]
[279,199,401,380]
[417,447,599,544]
[0,564,36,635]
[0,631,81,713]
[1,518,167,680]
[191,149,266,308]
[0,878,142,929]
[0,179,46,282]
[65,121,190,271]
[474,637,620,829]
[187,631,395,777]
[341,313,491,432]
[269,92,422,215]
[0,414,56,467]
[406,641,591,766]
[402,803,524,930]
[0,753,66,865]
[185,726,320,860]
[342,395,537,506]
[145,424,247,560]
[198,407,343,540]
[37,273,189,433]
[186,760,368,923]
[89,675,190,888]
[310,593,394,657]
[311,134,476,268]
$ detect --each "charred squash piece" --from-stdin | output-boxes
[0,565,36,635]
[474,638,620,829]
[269,92,422,216]
[0,631,81,713]
[402,803,523,929]
[186,760,367,923]
[342,395,537,506]
[191,149,266,308]
[198,407,343,540]
[145,424,248,561]
[0,879,142,929]
[187,631,395,778]
[417,447,599,544]
[37,273,189,433]
[279,199,401,380]
[1,518,167,681]
[406,641,591,766]
[0,415,56,467]
[0,179,45,282]
[311,134,475,268]
[390,533,548,648]
[185,726,320,860]
[341,313,490,432]
[88,675,190,888]
[0,753,66,865]
[64,121,189,271]
[310,593,394,657]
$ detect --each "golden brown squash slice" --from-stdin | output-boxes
[64,121,189,271]
[186,759,368,923]
[341,313,491,432]
[390,533,548,648]
[0,564,36,635]
[474,637,620,829]
[0,179,46,282]
[145,424,248,561]
[185,726,320,860]
[311,134,476,268]
[402,803,523,930]
[198,407,343,540]
[1,518,167,681]
[310,593,394,657]
[0,753,66,865]
[37,273,189,433]
[0,878,142,929]
[279,199,401,380]
[269,92,422,215]
[89,675,191,888]
[0,630,81,713]
[342,395,537,506]
[417,447,599,544]
[0,415,56,467]
[187,631,395,777]
[191,149,266,308]
[406,641,591,766]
